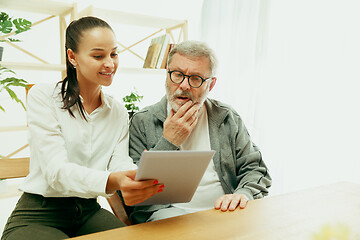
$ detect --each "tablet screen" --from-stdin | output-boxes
[134,150,215,206]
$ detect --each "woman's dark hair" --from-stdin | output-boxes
[58,16,113,120]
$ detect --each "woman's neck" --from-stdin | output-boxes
[78,81,102,115]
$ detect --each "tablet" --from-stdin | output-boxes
[133,150,215,206]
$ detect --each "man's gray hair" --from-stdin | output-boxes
[167,40,218,76]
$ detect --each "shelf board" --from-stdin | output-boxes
[1,0,75,16]
[0,126,28,133]
[0,61,166,74]
[118,67,166,74]
[79,6,186,29]
[0,62,65,71]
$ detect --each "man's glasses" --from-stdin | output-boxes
[168,70,212,88]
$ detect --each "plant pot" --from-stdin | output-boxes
[128,111,134,119]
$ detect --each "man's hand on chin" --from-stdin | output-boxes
[214,194,249,212]
[163,100,200,146]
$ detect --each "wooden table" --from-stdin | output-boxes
[70,182,360,239]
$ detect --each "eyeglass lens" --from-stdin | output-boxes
[170,71,203,88]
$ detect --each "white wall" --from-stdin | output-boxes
[201,0,360,196]
[258,0,360,194]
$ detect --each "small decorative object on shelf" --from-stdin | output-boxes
[0,66,29,112]
[0,11,32,61]
[122,90,143,119]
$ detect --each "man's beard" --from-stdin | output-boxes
[165,82,210,112]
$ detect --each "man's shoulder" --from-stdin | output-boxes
[131,97,166,123]
[133,102,158,117]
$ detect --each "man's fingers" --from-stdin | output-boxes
[228,196,241,211]
[220,198,231,212]
[214,194,249,211]
[174,100,193,118]
[214,198,222,210]
[239,196,248,209]
[214,195,231,212]
[165,109,175,121]
[180,103,199,122]
[190,113,199,127]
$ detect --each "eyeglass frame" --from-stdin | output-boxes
[167,69,212,88]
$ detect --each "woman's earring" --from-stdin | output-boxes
[73,65,76,69]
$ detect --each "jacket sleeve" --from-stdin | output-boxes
[129,111,179,165]
[232,115,272,200]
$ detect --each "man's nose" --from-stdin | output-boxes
[179,76,191,90]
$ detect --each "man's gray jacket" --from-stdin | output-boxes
[128,96,272,224]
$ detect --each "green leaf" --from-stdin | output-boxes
[4,86,17,100]
[3,85,26,110]
[0,67,16,75]
[0,12,13,34]
[0,63,29,111]
[122,90,143,112]
[1,77,28,86]
[13,18,32,34]
[0,19,12,34]
[5,79,28,86]
[7,38,21,42]
[0,12,11,22]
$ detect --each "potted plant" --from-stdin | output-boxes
[0,11,32,60]
[0,12,32,110]
[122,90,143,119]
[0,66,29,112]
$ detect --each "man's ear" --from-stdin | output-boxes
[209,77,217,92]
[67,49,77,67]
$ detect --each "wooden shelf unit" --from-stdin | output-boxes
[0,0,77,77]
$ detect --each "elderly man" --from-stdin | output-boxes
[128,40,271,224]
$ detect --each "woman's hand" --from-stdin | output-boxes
[106,170,164,206]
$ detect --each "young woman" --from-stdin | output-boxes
[1,16,162,240]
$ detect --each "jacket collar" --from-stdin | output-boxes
[150,96,168,122]
[205,98,229,128]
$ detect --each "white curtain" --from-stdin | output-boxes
[201,0,360,195]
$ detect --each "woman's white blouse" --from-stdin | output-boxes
[20,83,137,198]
